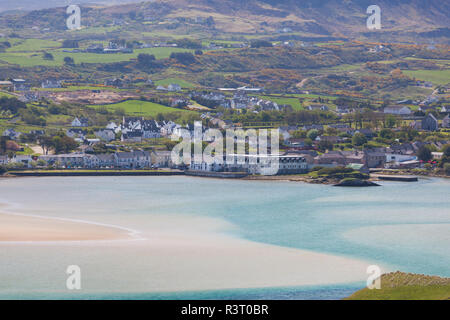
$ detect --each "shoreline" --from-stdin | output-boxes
[0,208,139,243]
[2,169,448,185]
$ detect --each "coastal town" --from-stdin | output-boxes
[0,0,449,304]
[1,82,449,180]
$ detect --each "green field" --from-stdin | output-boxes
[403,69,450,85]
[6,38,60,52]
[154,78,197,88]
[90,100,196,117]
[347,272,450,300]
[259,96,303,110]
[0,91,14,98]
[348,284,450,300]
[0,46,195,67]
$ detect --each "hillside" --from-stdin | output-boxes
[347,271,450,300]
[0,0,448,42]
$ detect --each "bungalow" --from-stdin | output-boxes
[384,106,412,115]
[306,104,329,111]
[421,113,439,131]
[385,153,417,164]
[71,117,89,127]
[432,152,444,160]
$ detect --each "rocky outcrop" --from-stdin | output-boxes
[333,178,380,187]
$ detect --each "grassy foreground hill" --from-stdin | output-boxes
[347,272,450,300]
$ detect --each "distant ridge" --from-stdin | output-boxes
[0,0,448,41]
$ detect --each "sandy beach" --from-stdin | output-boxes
[0,210,376,293]
[0,212,132,242]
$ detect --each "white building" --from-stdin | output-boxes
[190,154,308,175]
[167,83,181,92]
[41,80,62,89]
[71,117,89,127]
[384,106,412,115]
[95,129,116,142]
[114,151,151,169]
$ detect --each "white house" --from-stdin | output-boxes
[385,153,417,164]
[95,129,116,142]
[106,122,120,133]
[167,83,182,92]
[11,155,33,168]
[71,117,89,127]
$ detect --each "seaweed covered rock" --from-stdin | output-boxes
[333,178,379,187]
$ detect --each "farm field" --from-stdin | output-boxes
[0,45,196,67]
[258,96,303,111]
[402,69,450,85]
[154,78,197,88]
[90,100,196,117]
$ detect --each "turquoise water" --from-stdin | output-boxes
[0,176,449,299]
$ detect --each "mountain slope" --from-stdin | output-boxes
[0,0,448,42]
